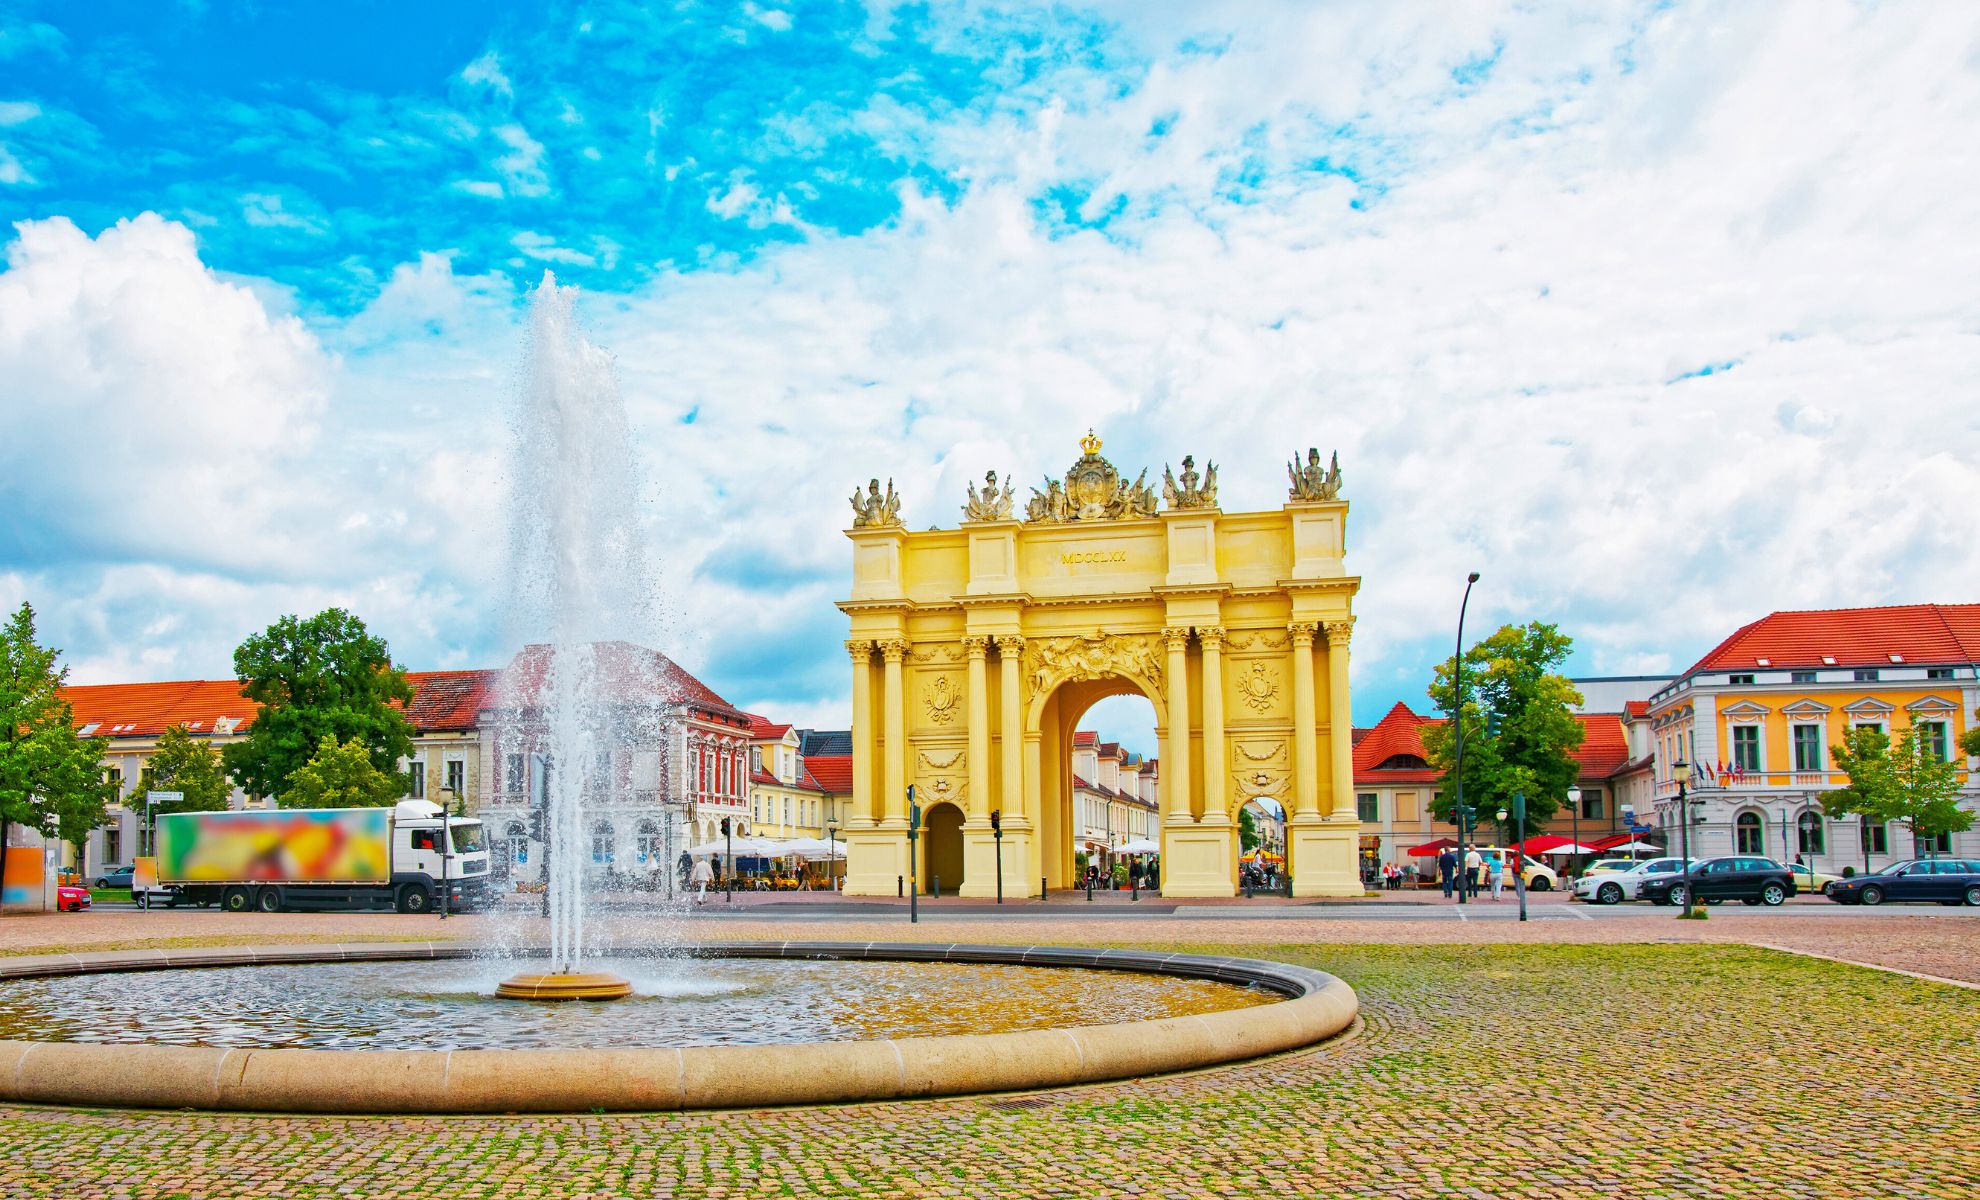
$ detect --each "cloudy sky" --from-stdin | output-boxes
[3,1,1977,751]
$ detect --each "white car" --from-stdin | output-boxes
[1574,856,1685,904]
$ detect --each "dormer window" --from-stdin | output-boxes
[1854,668,1880,682]
[1728,674,1755,685]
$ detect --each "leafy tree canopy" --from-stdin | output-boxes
[280,735,405,809]
[135,725,234,816]
[1420,621,1585,837]
[0,603,115,860]
[1822,723,1973,848]
[222,609,415,801]
[1238,806,1260,852]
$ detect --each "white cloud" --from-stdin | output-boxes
[460,50,512,97]
[492,123,550,197]
[239,190,329,235]
[451,178,505,199]
[0,101,40,125]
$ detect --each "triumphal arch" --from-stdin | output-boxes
[838,433,1360,898]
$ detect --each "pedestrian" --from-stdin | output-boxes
[1464,844,1483,898]
[689,856,714,905]
[1437,846,1458,898]
[1488,853,1506,901]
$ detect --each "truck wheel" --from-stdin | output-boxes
[222,887,253,913]
[254,888,282,913]
[397,884,432,914]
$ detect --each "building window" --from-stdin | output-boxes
[1731,726,1760,772]
[590,821,615,864]
[1356,793,1378,822]
[1791,725,1822,771]
[1796,812,1824,856]
[1918,831,1953,856]
[1918,721,1949,762]
[1791,671,1817,684]
[1861,817,1888,855]
[1580,790,1604,820]
[506,753,525,794]
[444,759,465,798]
[636,820,662,864]
[103,828,121,865]
[1728,674,1755,685]
[104,766,123,791]
[1926,667,1955,680]
[1853,668,1880,682]
[1735,812,1764,854]
[407,759,426,798]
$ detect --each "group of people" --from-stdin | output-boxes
[1435,843,1516,900]
[1371,862,1417,890]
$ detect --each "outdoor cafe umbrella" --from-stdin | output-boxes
[1406,837,1459,857]
[1116,838,1160,855]
[1540,842,1601,856]
[1604,839,1663,854]
[781,837,847,860]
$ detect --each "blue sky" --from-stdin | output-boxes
[4,1,1978,748]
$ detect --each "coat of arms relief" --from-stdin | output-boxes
[1020,631,1166,708]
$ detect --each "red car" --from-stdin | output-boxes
[57,884,92,912]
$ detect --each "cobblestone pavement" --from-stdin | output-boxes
[1,936,1975,1199]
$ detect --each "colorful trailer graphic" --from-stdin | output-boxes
[157,809,392,883]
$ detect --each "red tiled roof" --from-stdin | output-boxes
[1073,730,1099,746]
[804,754,852,793]
[749,766,780,786]
[1097,741,1121,759]
[1681,603,1980,676]
[1352,701,1621,785]
[1624,700,1649,718]
[491,641,740,718]
[65,671,496,739]
[745,713,792,740]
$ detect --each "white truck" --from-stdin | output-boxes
[155,800,489,914]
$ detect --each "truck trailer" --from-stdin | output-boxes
[155,800,490,913]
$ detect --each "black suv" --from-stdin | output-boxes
[1827,859,1980,906]
[1639,856,1796,907]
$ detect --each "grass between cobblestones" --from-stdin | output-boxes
[1,942,1974,1199]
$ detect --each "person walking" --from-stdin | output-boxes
[689,856,714,905]
[1437,847,1458,898]
[1464,844,1483,898]
[1488,853,1507,901]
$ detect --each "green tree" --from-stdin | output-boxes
[222,609,415,802]
[133,725,234,817]
[1238,806,1260,852]
[0,603,116,890]
[1420,621,1585,838]
[280,735,405,809]
[1822,723,1973,855]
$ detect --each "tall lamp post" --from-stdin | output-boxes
[1673,760,1695,917]
[989,809,1004,904]
[826,822,839,893]
[1450,572,1481,905]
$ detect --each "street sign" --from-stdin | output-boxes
[147,791,183,807]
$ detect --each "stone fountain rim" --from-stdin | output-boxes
[0,941,1358,1114]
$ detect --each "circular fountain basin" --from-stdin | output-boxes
[0,942,1357,1113]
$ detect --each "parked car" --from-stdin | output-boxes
[94,865,134,889]
[1826,859,1980,906]
[57,884,91,912]
[1786,863,1844,896]
[1581,858,1645,878]
[1468,848,1559,891]
[1573,856,1685,904]
[1640,856,1795,907]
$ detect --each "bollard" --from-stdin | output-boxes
[1040,876,1048,901]
[933,875,941,900]
[897,875,903,898]
[1131,874,1138,902]
[1086,876,1093,902]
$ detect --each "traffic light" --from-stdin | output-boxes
[989,809,1002,833]
[720,817,731,836]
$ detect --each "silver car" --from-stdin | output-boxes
[1574,856,1685,904]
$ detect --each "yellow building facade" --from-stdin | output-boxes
[837,435,1360,897]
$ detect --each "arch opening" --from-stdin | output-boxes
[921,802,965,895]
[1043,683,1162,892]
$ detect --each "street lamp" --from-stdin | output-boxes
[989,809,1004,904]
[1450,572,1481,905]
[1566,786,1582,867]
[1498,792,1528,921]
[1674,760,1696,917]
[826,822,839,893]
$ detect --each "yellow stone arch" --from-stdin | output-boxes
[838,435,1361,898]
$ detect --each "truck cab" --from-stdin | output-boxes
[392,799,490,911]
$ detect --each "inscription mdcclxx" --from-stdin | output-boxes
[1060,549,1129,565]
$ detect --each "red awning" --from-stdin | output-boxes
[1405,837,1459,857]
[1586,832,1657,852]
[1512,834,1580,855]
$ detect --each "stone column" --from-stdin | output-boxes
[996,636,1025,823]
[1163,627,1193,825]
[847,640,875,825]
[1325,620,1357,820]
[880,638,908,824]
[1290,622,1320,817]
[964,636,991,821]
[1198,626,1227,823]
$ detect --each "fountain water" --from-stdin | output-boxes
[494,274,669,1001]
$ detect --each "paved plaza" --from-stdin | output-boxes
[1,907,1975,1199]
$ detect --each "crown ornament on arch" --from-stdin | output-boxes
[1025,429,1158,523]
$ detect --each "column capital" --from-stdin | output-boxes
[961,634,991,658]
[1198,626,1226,651]
[846,638,875,661]
[993,634,1026,655]
[877,638,910,663]
[1288,621,1319,646]
[1323,618,1355,647]
[1162,626,1192,652]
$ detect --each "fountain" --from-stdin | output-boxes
[492,274,661,1002]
